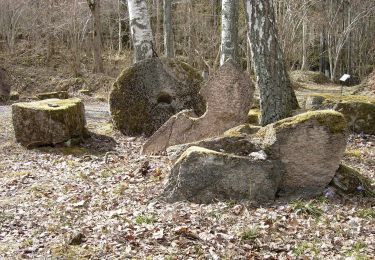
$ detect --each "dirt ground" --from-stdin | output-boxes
[0,98,374,259]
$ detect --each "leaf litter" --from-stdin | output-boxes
[0,102,374,259]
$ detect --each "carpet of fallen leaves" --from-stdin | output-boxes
[0,101,374,259]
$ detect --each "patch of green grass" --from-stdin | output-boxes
[293,241,310,256]
[356,208,375,219]
[291,200,323,218]
[135,214,156,225]
[50,244,96,259]
[346,241,369,259]
[345,148,362,158]
[240,226,258,241]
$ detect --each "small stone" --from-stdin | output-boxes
[68,232,85,245]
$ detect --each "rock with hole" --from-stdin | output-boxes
[109,57,204,136]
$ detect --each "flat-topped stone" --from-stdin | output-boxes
[37,91,69,100]
[12,98,87,147]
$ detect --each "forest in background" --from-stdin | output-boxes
[1,0,374,88]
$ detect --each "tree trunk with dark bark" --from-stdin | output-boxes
[87,0,104,73]
[245,0,299,126]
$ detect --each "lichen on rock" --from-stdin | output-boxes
[109,57,204,136]
[12,98,87,147]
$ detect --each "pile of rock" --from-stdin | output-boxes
[161,110,348,203]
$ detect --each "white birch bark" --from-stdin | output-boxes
[127,0,154,63]
[220,0,238,66]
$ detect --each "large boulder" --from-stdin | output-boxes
[304,93,375,134]
[142,61,254,154]
[335,102,375,134]
[162,146,282,204]
[12,98,87,147]
[162,110,348,203]
[0,67,11,102]
[109,57,204,136]
[259,110,348,199]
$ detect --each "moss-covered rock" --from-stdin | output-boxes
[331,164,375,197]
[247,108,260,125]
[79,89,93,96]
[10,91,19,101]
[109,57,204,136]
[259,110,348,199]
[290,70,330,85]
[37,91,69,100]
[162,146,282,203]
[335,102,375,134]
[304,93,375,134]
[12,98,87,147]
[224,124,261,137]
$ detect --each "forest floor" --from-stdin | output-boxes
[1,89,375,259]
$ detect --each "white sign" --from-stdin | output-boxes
[340,74,351,82]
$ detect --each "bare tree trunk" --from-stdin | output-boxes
[220,0,238,65]
[87,0,104,73]
[347,3,352,74]
[155,0,161,53]
[245,0,299,126]
[163,0,174,57]
[117,0,123,55]
[301,0,308,70]
[127,0,154,63]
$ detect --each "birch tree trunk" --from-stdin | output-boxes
[163,0,174,57]
[301,0,308,70]
[117,0,123,55]
[245,0,299,126]
[127,0,154,63]
[87,0,104,73]
[220,0,238,66]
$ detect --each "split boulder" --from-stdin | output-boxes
[162,110,348,203]
[143,61,254,154]
[109,58,204,136]
[162,146,282,204]
[12,98,87,147]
